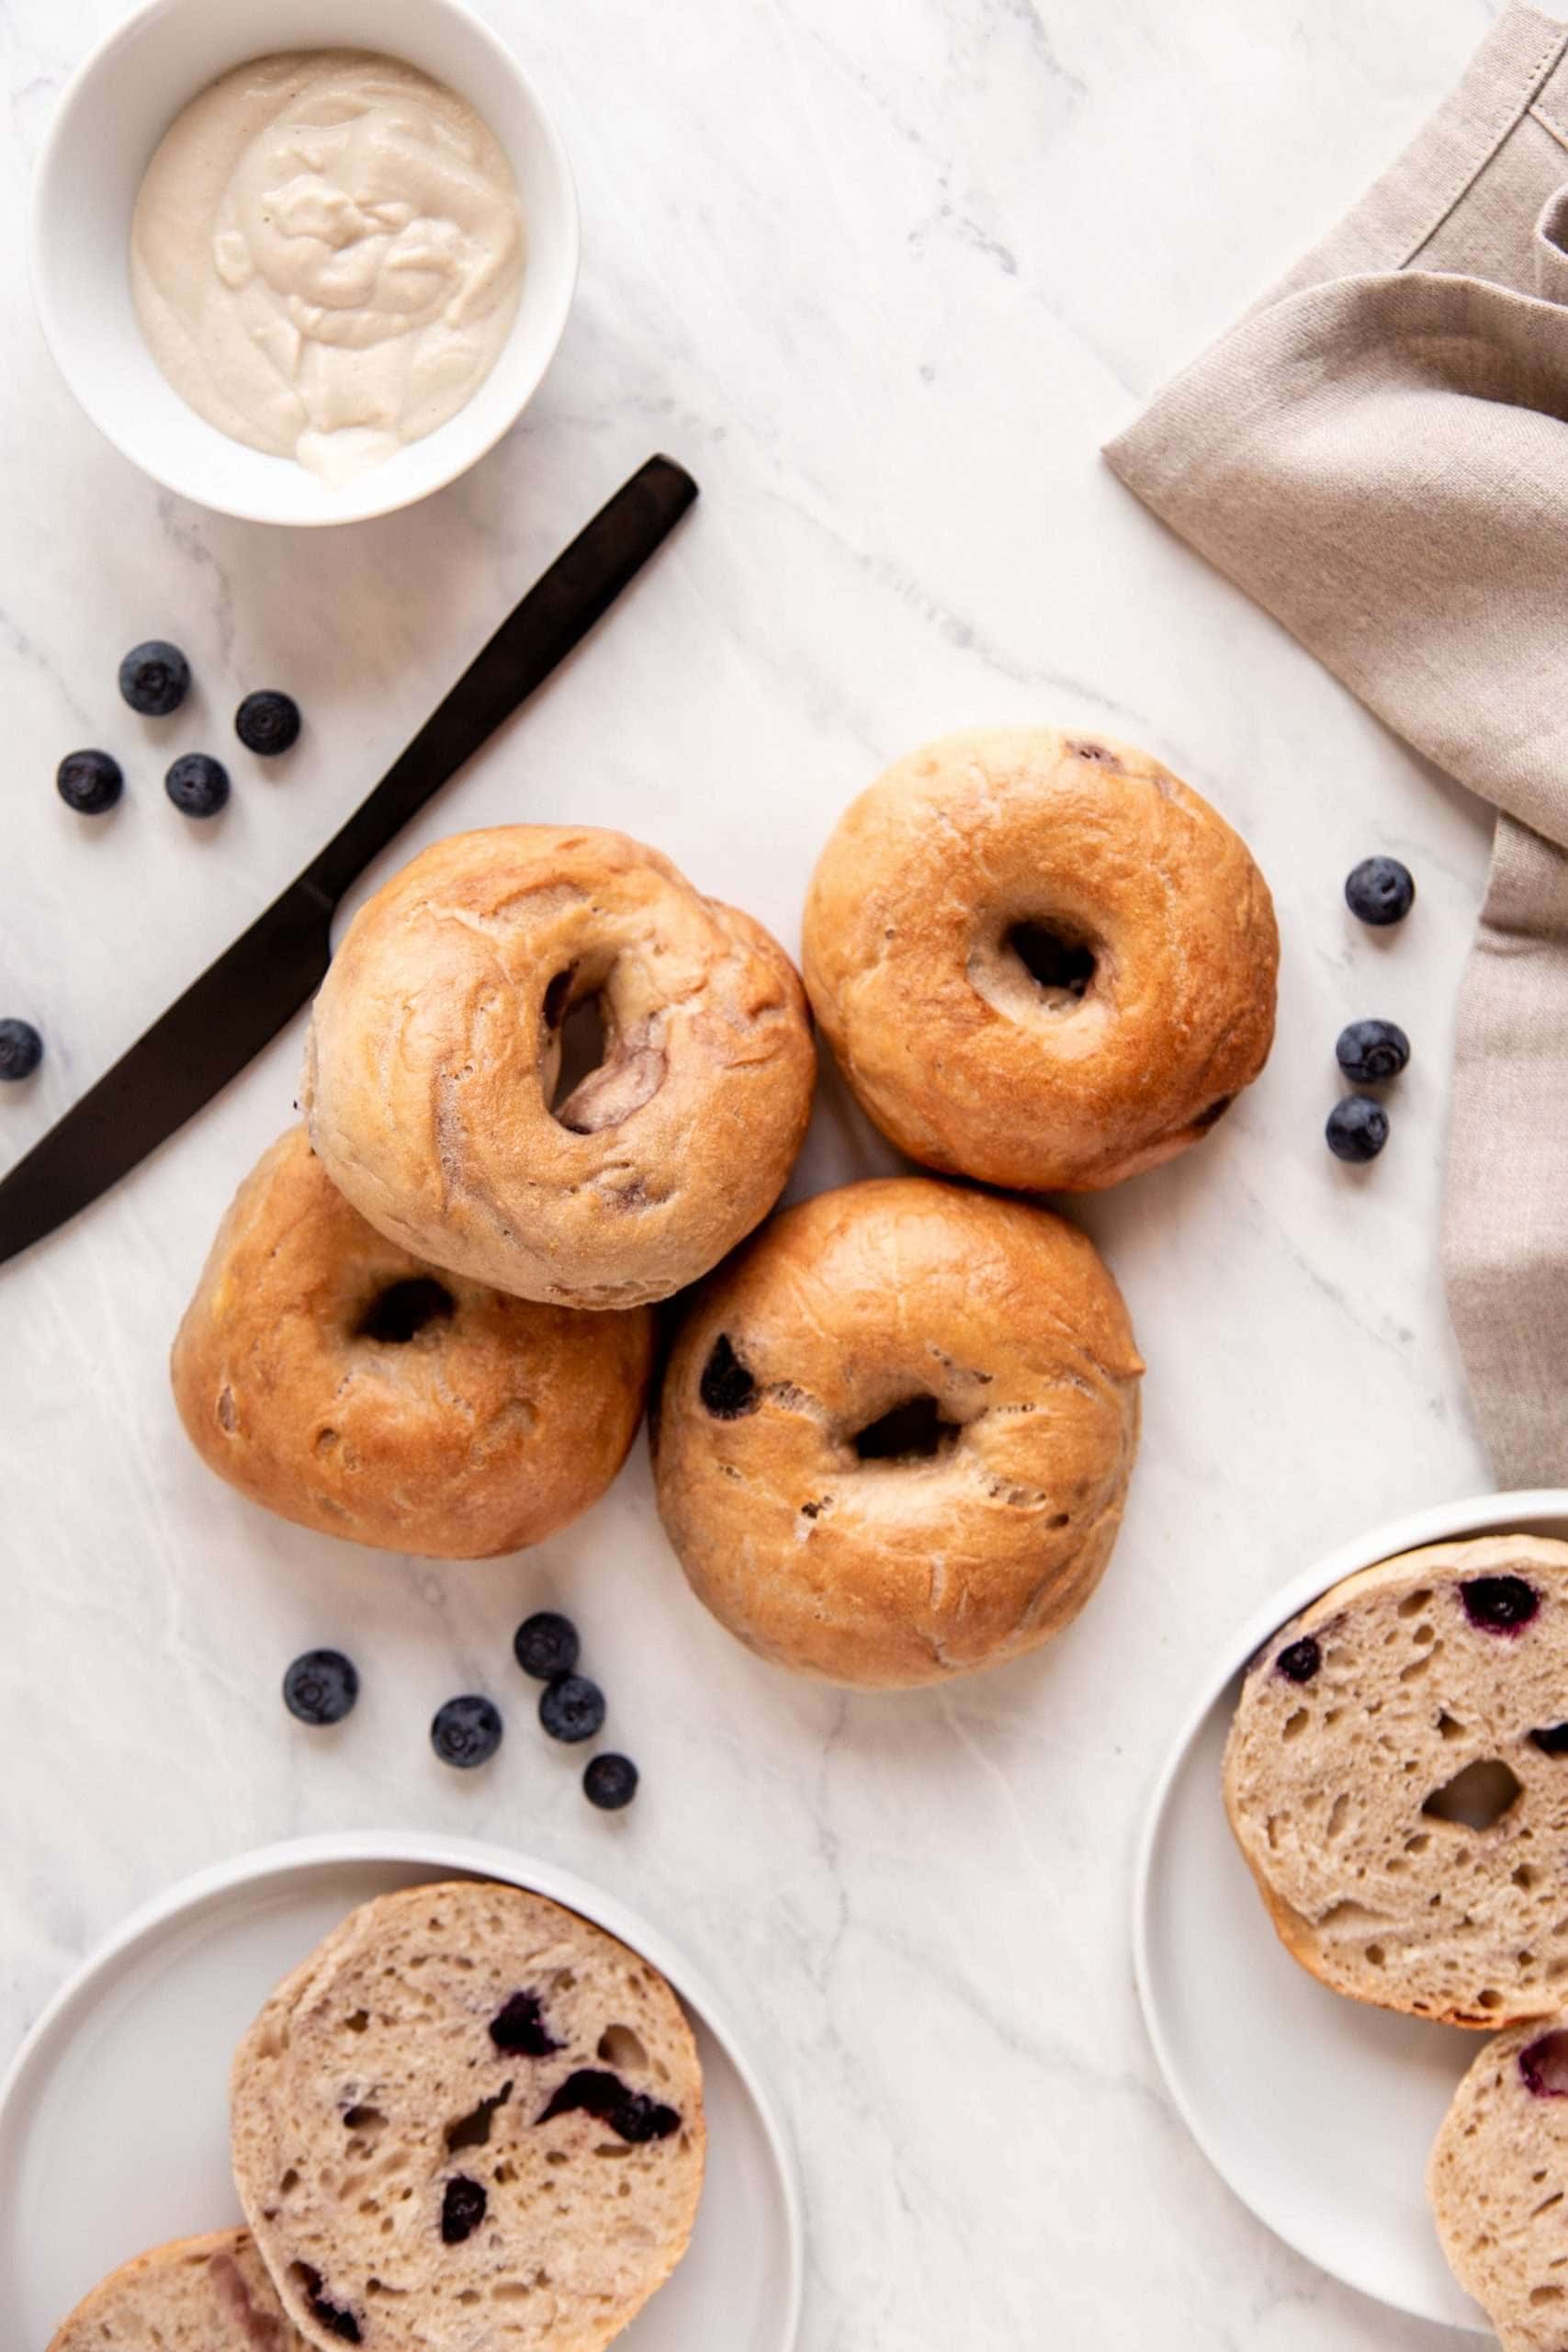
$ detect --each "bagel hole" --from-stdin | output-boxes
[1421,1758,1523,1832]
[852,1394,961,1464]
[1007,921,1096,1004]
[549,991,610,1119]
[355,1277,455,1346]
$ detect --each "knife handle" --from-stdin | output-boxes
[303,454,698,910]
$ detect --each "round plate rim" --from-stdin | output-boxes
[1132,1485,1568,2330]
[0,1827,804,2350]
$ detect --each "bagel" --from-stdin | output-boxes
[171,1128,653,1557]
[48,2229,306,2352]
[801,727,1278,1192]
[1429,2018,1568,2349]
[301,827,817,1307]
[650,1176,1142,1687]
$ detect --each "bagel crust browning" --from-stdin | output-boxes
[171,1129,653,1557]
[301,826,817,1307]
[651,1177,1143,1688]
[802,727,1278,1192]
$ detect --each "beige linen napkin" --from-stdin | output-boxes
[1106,6,1568,1485]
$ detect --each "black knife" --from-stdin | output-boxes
[0,453,697,1270]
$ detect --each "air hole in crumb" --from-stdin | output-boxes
[344,2010,369,2034]
[216,1385,237,1433]
[1437,1711,1466,1742]
[1008,921,1096,1001]
[1364,1943,1385,1966]
[852,1394,960,1463]
[1397,1589,1433,1618]
[279,2168,299,2195]
[446,2080,513,2154]
[356,1277,455,1346]
[1422,1758,1522,1832]
[597,2025,648,2073]
[343,2105,384,2132]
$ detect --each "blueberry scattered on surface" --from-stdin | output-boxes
[283,1648,359,1726]
[56,748,124,815]
[431,1693,503,1768]
[513,1610,580,1681]
[489,1990,561,2056]
[539,1672,605,1745]
[1336,1019,1410,1086]
[1530,1723,1568,1755]
[118,639,190,717]
[0,1019,43,1082]
[165,752,230,818]
[1461,1575,1540,1633]
[1325,1095,1389,1163]
[1276,1637,1321,1685]
[583,1752,638,1810]
[236,688,302,757]
[1345,855,1415,927]
[440,2177,487,2245]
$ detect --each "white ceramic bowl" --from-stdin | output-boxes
[1134,1487,1568,2332]
[29,0,580,526]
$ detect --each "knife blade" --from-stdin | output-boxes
[0,452,698,1270]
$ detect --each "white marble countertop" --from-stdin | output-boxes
[0,0,1519,2344]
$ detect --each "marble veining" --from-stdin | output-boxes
[0,0,1517,2344]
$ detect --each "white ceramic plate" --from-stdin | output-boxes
[0,1831,802,2349]
[1135,1487,1568,2334]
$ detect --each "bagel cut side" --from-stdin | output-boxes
[1430,2018,1568,2349]
[48,2228,308,2352]
[1225,1534,1568,2027]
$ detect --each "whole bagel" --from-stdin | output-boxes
[802,727,1278,1192]
[651,1177,1143,1688]
[171,1128,653,1557]
[303,827,817,1307]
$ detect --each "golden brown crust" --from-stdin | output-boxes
[171,1129,653,1557]
[651,1176,1143,1688]
[802,727,1278,1192]
[301,826,818,1307]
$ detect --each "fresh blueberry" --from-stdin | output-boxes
[56,748,124,815]
[118,639,190,717]
[1276,1637,1321,1685]
[165,752,230,819]
[0,1019,43,1082]
[583,1753,638,1810]
[1325,1095,1389,1163]
[236,689,302,757]
[513,1611,580,1681]
[1336,1019,1410,1085]
[283,1648,359,1726]
[1345,855,1415,927]
[431,1693,503,1768]
[1461,1576,1539,1633]
[539,1673,605,1745]
[440,2176,487,2245]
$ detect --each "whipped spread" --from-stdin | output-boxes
[130,51,525,486]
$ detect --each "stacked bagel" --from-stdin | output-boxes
[49,1882,705,2352]
[174,728,1279,1688]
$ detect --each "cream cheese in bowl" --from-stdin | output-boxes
[130,50,525,487]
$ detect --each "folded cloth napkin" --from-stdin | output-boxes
[1106,5,1568,1487]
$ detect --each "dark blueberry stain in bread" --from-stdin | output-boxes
[1520,2031,1568,2098]
[441,2176,488,2245]
[489,1989,561,2056]
[536,2066,681,2143]
[1530,1722,1568,1755]
[700,1334,758,1419]
[1276,1637,1321,1685]
[1461,1576,1539,1633]
[446,2079,513,2152]
[290,2265,361,2342]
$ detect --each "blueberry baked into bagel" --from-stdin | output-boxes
[1225,1533,1568,2027]
[652,1176,1143,1688]
[231,1882,705,2352]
